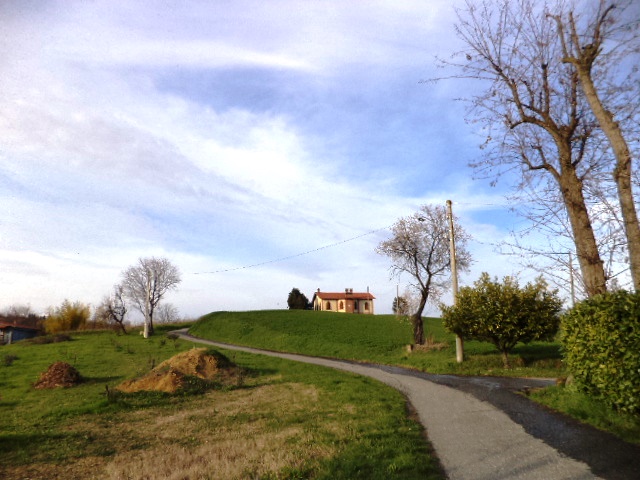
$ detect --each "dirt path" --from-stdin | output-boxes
[175,330,640,480]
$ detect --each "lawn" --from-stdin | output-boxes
[190,310,640,444]
[0,326,442,479]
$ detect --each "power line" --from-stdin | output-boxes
[192,225,392,275]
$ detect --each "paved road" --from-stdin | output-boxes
[175,330,640,480]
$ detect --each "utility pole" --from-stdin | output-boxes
[569,251,576,307]
[447,199,464,363]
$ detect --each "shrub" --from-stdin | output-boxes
[44,300,90,334]
[561,291,640,414]
[441,273,563,367]
[3,354,18,366]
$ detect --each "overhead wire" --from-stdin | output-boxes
[192,224,392,275]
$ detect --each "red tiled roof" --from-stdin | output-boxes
[314,291,375,301]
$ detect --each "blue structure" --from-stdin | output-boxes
[0,320,41,345]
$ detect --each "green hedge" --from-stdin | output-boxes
[561,291,640,414]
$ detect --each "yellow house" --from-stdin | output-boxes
[311,288,375,314]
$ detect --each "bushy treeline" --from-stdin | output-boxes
[561,291,640,415]
[44,299,110,334]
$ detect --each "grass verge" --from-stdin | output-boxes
[0,326,442,479]
[529,385,640,445]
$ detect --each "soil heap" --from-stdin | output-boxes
[34,361,83,389]
[117,348,235,394]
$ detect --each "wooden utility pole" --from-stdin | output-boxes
[447,200,464,363]
[569,251,576,307]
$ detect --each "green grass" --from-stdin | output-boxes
[0,325,442,479]
[190,310,564,377]
[529,385,640,445]
[191,310,640,445]
[219,350,443,479]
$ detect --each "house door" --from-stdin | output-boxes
[346,300,354,313]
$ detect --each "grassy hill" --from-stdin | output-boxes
[190,310,564,377]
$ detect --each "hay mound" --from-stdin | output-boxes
[34,361,83,389]
[117,348,233,394]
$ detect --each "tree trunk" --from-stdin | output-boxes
[411,313,425,346]
[576,69,640,291]
[143,279,151,338]
[501,350,511,369]
[411,287,429,345]
[555,147,608,297]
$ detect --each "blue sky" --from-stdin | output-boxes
[0,0,540,317]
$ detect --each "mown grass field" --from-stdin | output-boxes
[190,310,640,444]
[190,310,564,377]
[0,325,443,479]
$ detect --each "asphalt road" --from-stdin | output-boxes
[175,330,640,480]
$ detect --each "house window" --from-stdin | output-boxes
[326,301,331,310]
[364,302,369,311]
[339,301,344,310]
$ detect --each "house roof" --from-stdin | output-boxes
[0,321,41,331]
[313,291,375,301]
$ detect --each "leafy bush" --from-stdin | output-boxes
[561,291,640,414]
[441,273,563,367]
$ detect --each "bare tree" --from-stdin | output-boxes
[376,205,472,345]
[96,285,129,334]
[4,304,33,317]
[121,257,181,338]
[442,0,610,296]
[500,164,630,299]
[155,303,180,325]
[551,0,640,290]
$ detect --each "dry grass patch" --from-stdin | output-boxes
[106,383,333,480]
[2,382,336,480]
[117,348,235,393]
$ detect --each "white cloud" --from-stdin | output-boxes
[0,0,552,317]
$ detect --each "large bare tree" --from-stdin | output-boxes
[121,257,181,338]
[550,0,640,290]
[444,0,610,296]
[376,205,471,345]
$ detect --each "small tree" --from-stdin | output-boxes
[44,300,90,334]
[392,296,410,316]
[441,273,563,367]
[121,257,181,338]
[96,285,129,334]
[287,288,309,310]
[156,303,180,324]
[377,205,471,345]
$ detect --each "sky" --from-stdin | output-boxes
[1,0,550,319]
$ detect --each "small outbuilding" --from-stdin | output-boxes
[0,318,41,345]
[312,288,375,314]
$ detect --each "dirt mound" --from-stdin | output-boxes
[34,361,83,389]
[117,348,234,394]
